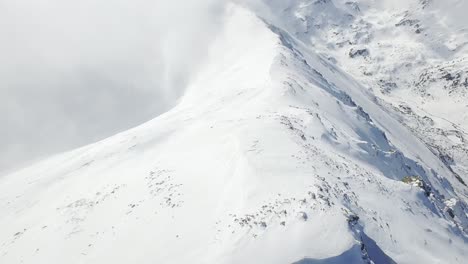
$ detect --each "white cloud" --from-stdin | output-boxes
[0,0,226,173]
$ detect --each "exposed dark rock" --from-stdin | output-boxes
[401,176,432,196]
[349,48,369,58]
[347,214,360,226]
[395,18,420,27]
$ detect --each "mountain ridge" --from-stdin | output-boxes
[1,1,467,263]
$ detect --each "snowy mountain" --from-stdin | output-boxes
[1,1,467,263]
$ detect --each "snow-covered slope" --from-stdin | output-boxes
[254,0,468,192]
[1,1,467,263]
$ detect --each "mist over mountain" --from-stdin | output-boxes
[0,0,224,174]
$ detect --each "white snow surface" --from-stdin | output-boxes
[1,1,468,263]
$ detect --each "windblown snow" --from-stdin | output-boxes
[1,1,467,263]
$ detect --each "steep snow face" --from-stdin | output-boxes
[247,0,468,200]
[1,2,468,264]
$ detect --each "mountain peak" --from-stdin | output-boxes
[1,2,468,263]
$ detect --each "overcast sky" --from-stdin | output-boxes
[0,0,226,174]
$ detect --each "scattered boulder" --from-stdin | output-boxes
[297,212,308,221]
[401,176,431,196]
[345,1,361,12]
[395,18,420,27]
[347,214,360,226]
[349,48,369,58]
[444,198,468,232]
